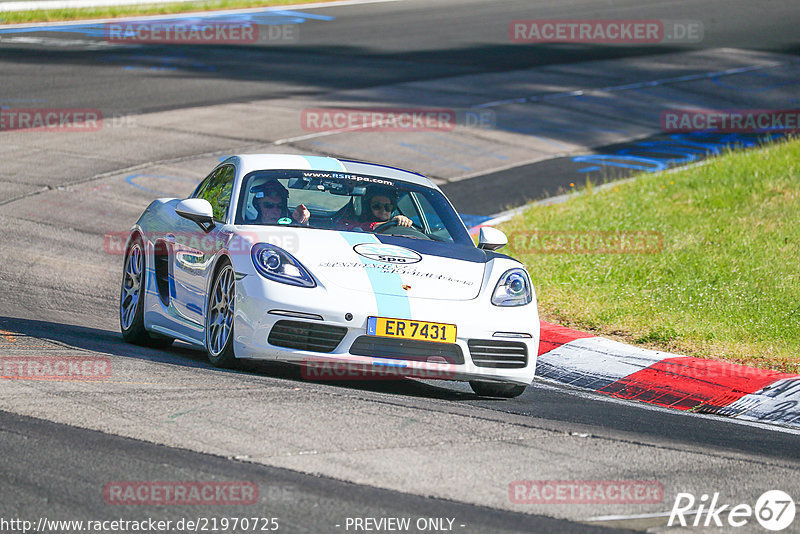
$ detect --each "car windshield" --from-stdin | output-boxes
[235,169,473,245]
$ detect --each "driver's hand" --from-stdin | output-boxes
[394,215,412,227]
[293,204,310,225]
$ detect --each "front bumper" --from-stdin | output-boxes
[232,274,539,385]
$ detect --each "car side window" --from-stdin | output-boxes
[193,165,235,222]
[396,193,421,225]
[399,192,454,242]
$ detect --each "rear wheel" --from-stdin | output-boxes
[469,381,527,398]
[120,236,173,348]
[206,260,237,368]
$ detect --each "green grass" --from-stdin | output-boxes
[0,0,334,24]
[500,137,800,373]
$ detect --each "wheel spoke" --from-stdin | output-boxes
[121,244,143,330]
[206,265,235,357]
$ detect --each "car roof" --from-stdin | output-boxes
[226,154,438,190]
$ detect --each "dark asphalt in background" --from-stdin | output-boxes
[0,0,798,114]
[4,316,799,490]
[1,0,799,531]
[0,401,786,533]
[442,131,789,215]
[2,0,796,214]
[0,409,629,534]
[2,317,796,467]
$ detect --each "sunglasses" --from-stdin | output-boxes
[370,202,394,212]
[256,201,281,209]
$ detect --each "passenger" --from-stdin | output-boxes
[338,186,412,232]
[251,179,309,225]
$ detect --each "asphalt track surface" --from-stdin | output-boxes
[1,410,612,534]
[1,1,800,532]
[0,0,798,114]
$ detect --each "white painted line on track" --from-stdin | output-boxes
[446,153,567,183]
[476,175,640,227]
[0,0,398,19]
[481,137,785,227]
[472,60,788,110]
[585,511,677,522]
[478,143,775,227]
[275,58,794,148]
[536,380,800,436]
[0,35,117,46]
[274,111,419,145]
[582,510,686,530]
[1,0,203,12]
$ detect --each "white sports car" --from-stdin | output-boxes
[120,154,539,397]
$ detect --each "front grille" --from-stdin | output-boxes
[349,336,464,365]
[268,320,347,353]
[468,339,528,368]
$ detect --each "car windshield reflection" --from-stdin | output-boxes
[235,169,472,246]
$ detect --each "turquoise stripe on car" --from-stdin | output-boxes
[339,233,412,320]
[302,156,346,171]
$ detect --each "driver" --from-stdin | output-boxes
[251,179,310,225]
[338,186,412,232]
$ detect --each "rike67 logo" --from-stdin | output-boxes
[669,490,795,531]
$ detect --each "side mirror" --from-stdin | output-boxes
[478,226,508,251]
[176,198,215,232]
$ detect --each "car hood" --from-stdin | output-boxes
[240,227,487,301]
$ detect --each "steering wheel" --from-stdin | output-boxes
[373,219,430,239]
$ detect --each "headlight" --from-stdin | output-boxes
[491,268,532,306]
[251,243,315,288]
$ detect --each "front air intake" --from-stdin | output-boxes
[468,339,528,368]
[268,320,347,353]
[349,336,464,364]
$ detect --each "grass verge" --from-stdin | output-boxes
[0,0,335,25]
[500,137,800,373]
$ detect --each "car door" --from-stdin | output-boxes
[171,165,235,327]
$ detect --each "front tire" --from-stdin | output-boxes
[206,259,237,368]
[469,381,527,398]
[120,236,173,348]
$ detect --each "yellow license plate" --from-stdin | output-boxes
[367,317,457,344]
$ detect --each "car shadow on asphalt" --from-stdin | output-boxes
[0,315,476,401]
